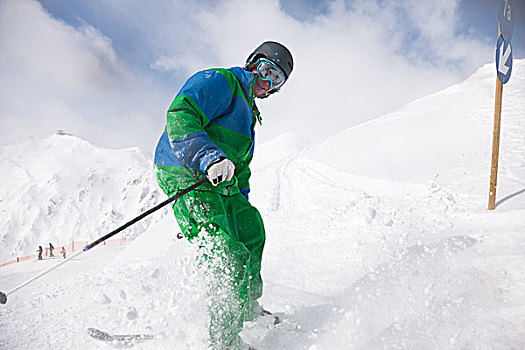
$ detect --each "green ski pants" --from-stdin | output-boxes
[156,173,266,349]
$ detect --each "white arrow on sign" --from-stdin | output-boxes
[498,40,512,75]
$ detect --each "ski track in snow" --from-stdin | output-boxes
[1,60,525,349]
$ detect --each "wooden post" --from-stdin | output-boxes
[489,24,504,210]
[489,77,504,210]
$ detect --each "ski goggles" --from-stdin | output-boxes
[256,59,286,90]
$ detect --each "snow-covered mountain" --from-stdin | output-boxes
[307,60,525,189]
[0,132,164,261]
[1,59,524,349]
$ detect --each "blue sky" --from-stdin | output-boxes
[1,0,523,152]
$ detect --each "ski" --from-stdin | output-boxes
[87,327,157,342]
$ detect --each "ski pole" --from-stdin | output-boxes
[0,178,208,305]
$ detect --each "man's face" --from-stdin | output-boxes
[253,73,273,98]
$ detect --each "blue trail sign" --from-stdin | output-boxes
[496,35,513,84]
[499,0,514,41]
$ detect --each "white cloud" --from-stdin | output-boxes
[0,0,165,151]
[151,55,208,76]
[0,0,494,152]
[188,0,492,142]
[404,0,458,39]
[0,0,126,95]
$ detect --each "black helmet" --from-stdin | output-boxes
[245,41,293,80]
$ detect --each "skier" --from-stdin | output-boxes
[61,246,66,259]
[49,242,54,257]
[154,41,293,349]
[37,246,43,260]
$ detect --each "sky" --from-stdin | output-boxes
[0,0,523,154]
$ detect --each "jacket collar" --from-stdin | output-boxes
[229,67,255,98]
[229,67,261,124]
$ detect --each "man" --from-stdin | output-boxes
[154,41,293,349]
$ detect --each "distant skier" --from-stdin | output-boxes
[154,41,293,349]
[37,246,43,260]
[49,242,54,257]
[61,246,66,259]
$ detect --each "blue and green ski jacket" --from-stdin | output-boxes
[154,67,260,201]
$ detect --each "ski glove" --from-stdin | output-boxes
[206,158,235,186]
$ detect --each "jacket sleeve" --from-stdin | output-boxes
[165,70,232,173]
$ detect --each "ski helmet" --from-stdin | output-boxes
[245,41,293,80]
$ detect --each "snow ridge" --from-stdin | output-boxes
[0,132,165,262]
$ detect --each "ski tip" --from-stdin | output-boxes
[0,291,7,305]
[87,327,113,341]
[87,327,158,343]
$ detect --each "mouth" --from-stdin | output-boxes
[256,78,270,91]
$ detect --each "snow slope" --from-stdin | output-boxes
[0,132,165,262]
[251,131,310,171]
[307,60,525,205]
[0,59,524,349]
